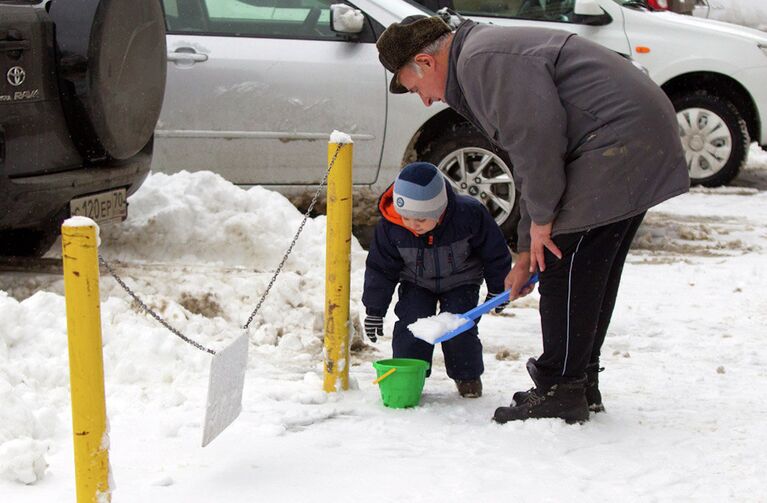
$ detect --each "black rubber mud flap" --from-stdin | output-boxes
[49,0,167,160]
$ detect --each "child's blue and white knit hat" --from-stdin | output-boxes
[393,162,448,220]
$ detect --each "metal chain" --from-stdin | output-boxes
[242,143,342,330]
[99,143,344,354]
[99,256,217,354]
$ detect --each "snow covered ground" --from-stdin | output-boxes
[1,145,766,502]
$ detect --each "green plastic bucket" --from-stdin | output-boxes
[373,358,429,408]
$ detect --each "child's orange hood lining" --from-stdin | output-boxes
[379,185,418,235]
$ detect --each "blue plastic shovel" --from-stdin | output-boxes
[431,273,540,345]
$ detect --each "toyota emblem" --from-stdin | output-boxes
[7,66,25,87]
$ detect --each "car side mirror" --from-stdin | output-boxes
[572,0,611,25]
[330,4,364,35]
[574,0,605,16]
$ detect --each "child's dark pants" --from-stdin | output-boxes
[392,282,483,380]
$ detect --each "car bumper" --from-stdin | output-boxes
[0,150,151,230]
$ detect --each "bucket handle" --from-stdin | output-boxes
[372,368,397,385]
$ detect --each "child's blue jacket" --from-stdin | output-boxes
[362,182,512,317]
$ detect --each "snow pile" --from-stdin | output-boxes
[0,287,223,485]
[0,292,62,484]
[746,142,767,169]
[409,312,468,344]
[0,171,370,487]
[99,170,349,271]
[0,439,47,485]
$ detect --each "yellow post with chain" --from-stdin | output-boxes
[62,218,111,502]
[323,134,353,392]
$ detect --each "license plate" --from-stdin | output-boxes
[70,188,128,224]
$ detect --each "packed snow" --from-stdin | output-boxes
[409,312,468,344]
[1,144,766,501]
[329,130,353,144]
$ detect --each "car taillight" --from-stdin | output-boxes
[646,0,669,9]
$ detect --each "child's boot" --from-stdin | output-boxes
[455,378,482,398]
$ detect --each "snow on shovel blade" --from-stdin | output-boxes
[202,332,248,447]
[410,273,539,345]
[433,317,476,344]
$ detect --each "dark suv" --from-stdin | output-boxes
[0,0,166,256]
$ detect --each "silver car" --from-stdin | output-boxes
[153,0,521,242]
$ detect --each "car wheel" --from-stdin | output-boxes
[673,92,750,187]
[421,124,520,249]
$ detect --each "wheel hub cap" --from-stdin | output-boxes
[436,146,516,227]
[688,135,705,152]
[677,107,733,180]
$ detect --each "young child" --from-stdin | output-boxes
[362,162,511,397]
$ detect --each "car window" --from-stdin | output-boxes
[449,0,581,23]
[164,0,371,41]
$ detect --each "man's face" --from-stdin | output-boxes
[397,54,446,107]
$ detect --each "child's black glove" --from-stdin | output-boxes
[364,315,384,342]
[485,292,510,314]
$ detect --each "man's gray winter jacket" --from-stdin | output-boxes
[444,21,690,251]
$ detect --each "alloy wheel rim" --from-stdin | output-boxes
[437,147,516,226]
[677,107,733,180]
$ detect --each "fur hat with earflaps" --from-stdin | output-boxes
[376,15,452,94]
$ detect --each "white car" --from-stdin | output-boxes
[450,0,767,187]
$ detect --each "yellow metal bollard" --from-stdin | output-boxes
[323,137,353,392]
[62,219,111,503]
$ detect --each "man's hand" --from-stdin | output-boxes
[364,315,384,342]
[504,253,537,301]
[530,221,562,273]
[485,292,510,314]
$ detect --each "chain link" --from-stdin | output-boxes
[99,143,344,354]
[99,256,217,354]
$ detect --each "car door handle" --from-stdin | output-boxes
[167,49,208,63]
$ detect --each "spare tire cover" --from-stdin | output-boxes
[49,0,166,160]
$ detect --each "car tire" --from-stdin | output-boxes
[421,124,521,249]
[673,92,750,187]
[48,0,167,161]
